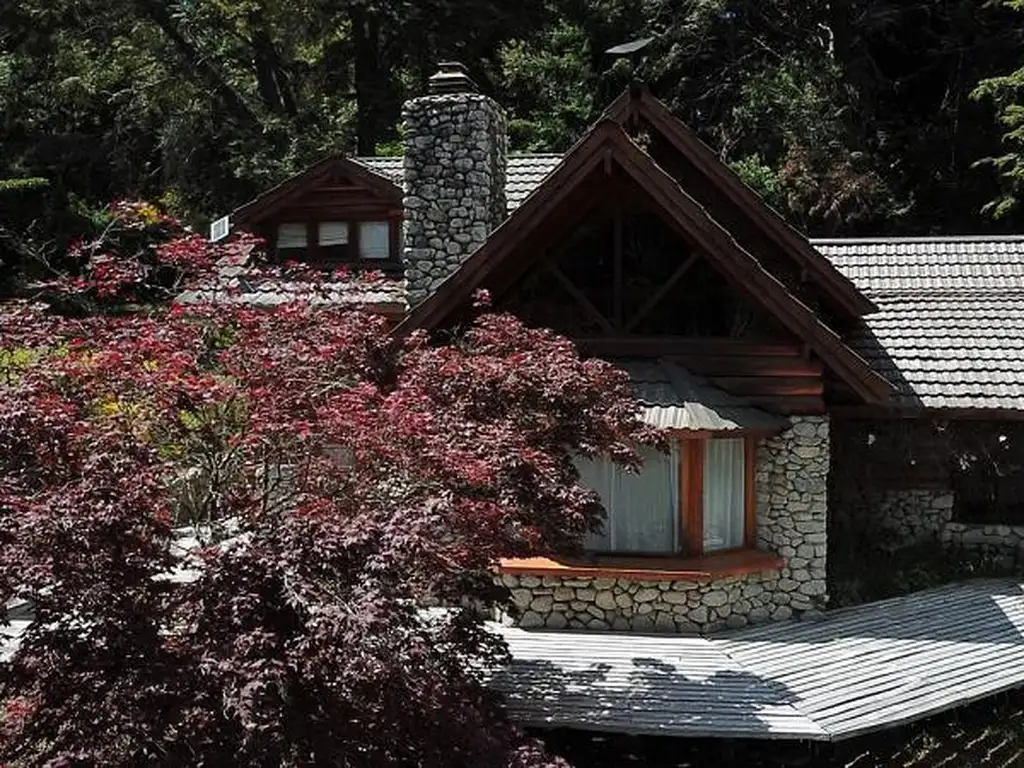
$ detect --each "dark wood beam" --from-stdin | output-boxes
[576,337,804,357]
[624,252,698,333]
[544,261,615,335]
[613,204,624,330]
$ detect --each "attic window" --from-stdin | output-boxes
[318,221,351,260]
[276,223,307,257]
[273,220,395,264]
[360,221,390,259]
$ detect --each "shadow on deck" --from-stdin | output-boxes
[490,578,1024,741]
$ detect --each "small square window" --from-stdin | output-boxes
[276,222,307,258]
[318,221,351,260]
[360,221,390,260]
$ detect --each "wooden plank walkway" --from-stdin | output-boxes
[490,579,1024,741]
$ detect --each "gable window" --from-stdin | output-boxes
[578,436,755,557]
[359,221,391,260]
[274,220,394,263]
[276,222,308,259]
[318,221,350,260]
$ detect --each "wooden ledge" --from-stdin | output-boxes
[498,549,784,583]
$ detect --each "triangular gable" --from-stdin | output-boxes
[603,86,876,320]
[396,120,891,405]
[227,154,402,232]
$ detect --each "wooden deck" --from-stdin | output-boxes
[490,579,1024,741]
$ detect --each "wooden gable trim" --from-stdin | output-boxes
[397,121,889,405]
[603,128,891,405]
[603,87,877,320]
[231,154,402,230]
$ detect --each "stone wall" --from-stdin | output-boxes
[755,415,830,612]
[501,571,794,633]
[871,488,954,545]
[402,63,507,305]
[840,481,1024,565]
[942,523,1024,565]
[501,416,831,634]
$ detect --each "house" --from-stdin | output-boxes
[210,61,1024,635]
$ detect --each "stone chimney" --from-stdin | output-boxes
[402,62,508,305]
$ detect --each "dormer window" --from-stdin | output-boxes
[318,222,351,260]
[273,220,397,264]
[276,223,308,259]
[359,221,390,260]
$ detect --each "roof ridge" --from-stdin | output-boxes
[354,152,563,160]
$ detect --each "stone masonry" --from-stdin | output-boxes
[501,416,831,634]
[402,62,507,305]
[872,488,955,545]
[872,487,1024,565]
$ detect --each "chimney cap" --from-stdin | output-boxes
[427,62,479,95]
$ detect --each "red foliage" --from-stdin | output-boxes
[0,218,654,766]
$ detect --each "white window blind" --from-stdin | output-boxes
[702,438,745,552]
[276,223,307,250]
[360,221,390,259]
[318,221,349,247]
[576,444,679,554]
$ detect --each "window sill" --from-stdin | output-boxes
[498,549,784,583]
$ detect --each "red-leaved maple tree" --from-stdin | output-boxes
[0,203,653,766]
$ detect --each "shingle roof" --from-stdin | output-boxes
[616,358,786,431]
[355,153,562,210]
[177,265,406,311]
[815,236,1024,295]
[815,237,1024,411]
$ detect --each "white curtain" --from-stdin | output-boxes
[318,221,349,247]
[276,222,307,249]
[359,221,390,259]
[703,438,745,551]
[576,444,678,554]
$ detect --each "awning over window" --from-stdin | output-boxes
[614,358,787,432]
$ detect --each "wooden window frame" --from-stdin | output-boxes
[677,434,759,558]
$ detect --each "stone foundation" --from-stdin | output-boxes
[501,571,798,633]
[501,416,831,634]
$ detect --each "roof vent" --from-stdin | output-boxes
[427,62,478,95]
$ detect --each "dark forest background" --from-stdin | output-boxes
[5,0,1024,277]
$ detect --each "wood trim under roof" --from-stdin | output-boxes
[229,154,402,230]
[603,86,877,319]
[395,120,892,406]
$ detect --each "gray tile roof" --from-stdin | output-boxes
[355,153,562,211]
[177,265,406,310]
[616,358,786,431]
[815,237,1024,411]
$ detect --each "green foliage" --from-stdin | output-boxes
[499,20,594,151]
[730,154,782,210]
[972,3,1024,219]
[0,178,48,193]
[3,0,1024,277]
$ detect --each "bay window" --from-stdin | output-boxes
[578,435,756,557]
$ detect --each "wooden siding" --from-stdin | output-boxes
[489,579,1024,741]
[578,338,825,414]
